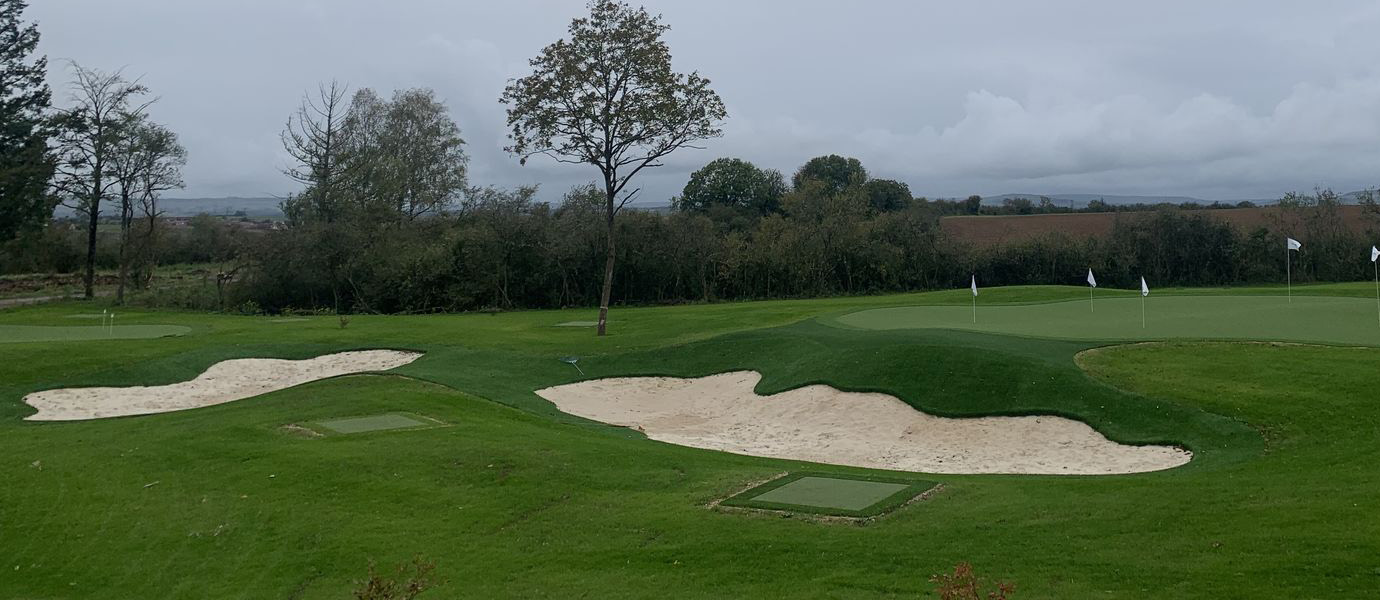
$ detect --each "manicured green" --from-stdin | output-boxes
[314,413,432,434]
[0,323,192,343]
[1,284,1377,598]
[834,294,1380,345]
[722,472,936,517]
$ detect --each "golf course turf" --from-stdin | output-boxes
[2,284,1378,598]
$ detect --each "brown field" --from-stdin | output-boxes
[941,205,1372,247]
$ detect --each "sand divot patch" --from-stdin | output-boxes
[23,350,422,421]
[536,371,1191,475]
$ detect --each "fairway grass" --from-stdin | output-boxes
[2,285,1378,597]
[833,294,1380,345]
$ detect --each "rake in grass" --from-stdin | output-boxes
[559,356,584,376]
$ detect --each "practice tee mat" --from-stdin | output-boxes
[315,413,430,434]
[721,472,936,517]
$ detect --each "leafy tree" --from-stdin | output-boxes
[342,88,468,221]
[961,195,982,215]
[674,157,786,216]
[500,0,726,336]
[51,64,151,299]
[862,178,910,212]
[0,0,56,242]
[792,154,866,195]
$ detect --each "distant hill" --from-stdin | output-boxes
[983,193,1276,209]
[984,191,1375,209]
[157,197,283,217]
[52,196,284,218]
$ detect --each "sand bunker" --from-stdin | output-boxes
[536,371,1191,475]
[23,350,422,421]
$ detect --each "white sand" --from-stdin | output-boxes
[24,350,422,421]
[536,371,1191,475]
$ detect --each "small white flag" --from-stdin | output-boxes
[1086,269,1097,288]
[1287,237,1302,251]
[971,275,978,296]
[1372,246,1379,262]
[1141,277,1150,297]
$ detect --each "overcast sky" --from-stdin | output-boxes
[28,0,1380,203]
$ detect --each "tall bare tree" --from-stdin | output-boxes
[109,114,185,303]
[500,0,726,335]
[51,64,150,299]
[280,80,349,224]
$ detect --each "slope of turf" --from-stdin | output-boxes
[0,285,1376,597]
[833,295,1380,345]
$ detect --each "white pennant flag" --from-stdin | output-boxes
[970,275,978,296]
[1141,277,1150,297]
[1086,269,1097,288]
[1287,237,1302,251]
[1371,246,1379,262]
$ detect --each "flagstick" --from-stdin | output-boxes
[1089,285,1094,313]
[1373,260,1378,327]
[1286,245,1291,304]
[972,293,976,324]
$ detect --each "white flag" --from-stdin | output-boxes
[1086,269,1097,288]
[1287,237,1302,251]
[1371,246,1379,262]
[970,275,978,296]
[1141,277,1150,297]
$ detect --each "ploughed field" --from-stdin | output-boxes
[2,283,1378,598]
[940,204,1371,247]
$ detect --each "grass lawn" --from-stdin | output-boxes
[1,284,1377,598]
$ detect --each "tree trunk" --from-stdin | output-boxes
[596,190,616,336]
[116,192,132,304]
[83,190,100,300]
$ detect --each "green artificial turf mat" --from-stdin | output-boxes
[752,477,909,511]
[722,472,937,517]
[315,413,431,434]
[833,295,1380,345]
[0,324,192,343]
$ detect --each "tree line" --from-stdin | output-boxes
[4,0,1379,322]
[0,0,187,303]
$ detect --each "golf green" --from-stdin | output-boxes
[832,295,1380,345]
[0,323,192,343]
[316,413,431,434]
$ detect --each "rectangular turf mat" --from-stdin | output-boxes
[721,472,937,518]
[316,413,430,434]
[751,477,910,511]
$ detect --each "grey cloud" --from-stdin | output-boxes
[29,0,1380,203]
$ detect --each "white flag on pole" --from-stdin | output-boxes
[1371,246,1379,262]
[1086,269,1097,288]
[1287,237,1302,251]
[1141,277,1150,297]
[970,275,978,296]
